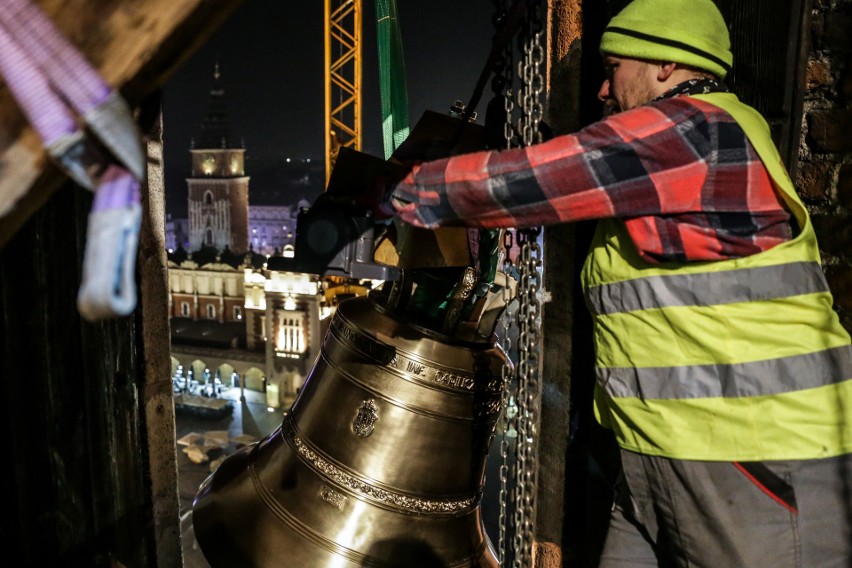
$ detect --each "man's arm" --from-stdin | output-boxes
[390,97,717,230]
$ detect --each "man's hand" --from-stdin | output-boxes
[357,160,418,220]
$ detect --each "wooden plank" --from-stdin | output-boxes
[139,101,183,568]
[0,0,246,249]
[0,180,153,565]
[535,0,583,554]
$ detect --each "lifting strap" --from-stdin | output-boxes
[0,0,145,321]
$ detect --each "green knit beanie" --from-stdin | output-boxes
[600,0,733,79]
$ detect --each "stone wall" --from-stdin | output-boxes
[800,0,852,332]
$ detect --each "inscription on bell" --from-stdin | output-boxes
[319,485,346,510]
[352,399,379,438]
[434,370,474,390]
[406,360,424,375]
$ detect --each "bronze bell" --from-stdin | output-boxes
[192,291,510,567]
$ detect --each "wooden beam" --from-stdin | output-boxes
[0,0,246,248]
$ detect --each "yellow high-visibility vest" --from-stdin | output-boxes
[581,92,852,461]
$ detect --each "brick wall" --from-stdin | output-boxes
[799,0,852,332]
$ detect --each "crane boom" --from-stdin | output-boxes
[324,0,362,185]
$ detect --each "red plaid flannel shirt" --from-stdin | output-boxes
[391,95,793,263]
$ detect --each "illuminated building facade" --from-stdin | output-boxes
[168,248,324,407]
[248,205,297,256]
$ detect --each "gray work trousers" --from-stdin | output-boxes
[598,449,852,568]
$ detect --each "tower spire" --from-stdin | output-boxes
[197,60,232,149]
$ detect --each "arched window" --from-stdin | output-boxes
[204,191,214,205]
[206,304,216,319]
[205,229,213,246]
[181,302,190,317]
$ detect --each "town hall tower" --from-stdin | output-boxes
[187,64,249,253]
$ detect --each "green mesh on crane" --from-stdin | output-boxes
[374,0,410,159]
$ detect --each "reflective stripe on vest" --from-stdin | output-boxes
[586,261,830,315]
[603,344,852,399]
[582,92,852,461]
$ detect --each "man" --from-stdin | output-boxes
[387,0,852,566]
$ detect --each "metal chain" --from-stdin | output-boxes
[512,2,545,567]
[493,1,516,565]
[512,227,542,568]
[516,2,545,148]
[498,228,516,567]
[502,40,517,151]
[490,1,545,565]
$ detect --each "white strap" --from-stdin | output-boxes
[77,205,142,321]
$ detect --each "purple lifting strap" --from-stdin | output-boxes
[0,0,141,201]
[2,0,112,118]
[94,164,141,212]
[0,0,144,319]
[0,23,77,146]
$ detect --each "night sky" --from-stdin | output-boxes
[162,0,494,216]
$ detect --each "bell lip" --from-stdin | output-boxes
[191,424,499,567]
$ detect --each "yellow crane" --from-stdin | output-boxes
[324,0,362,184]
